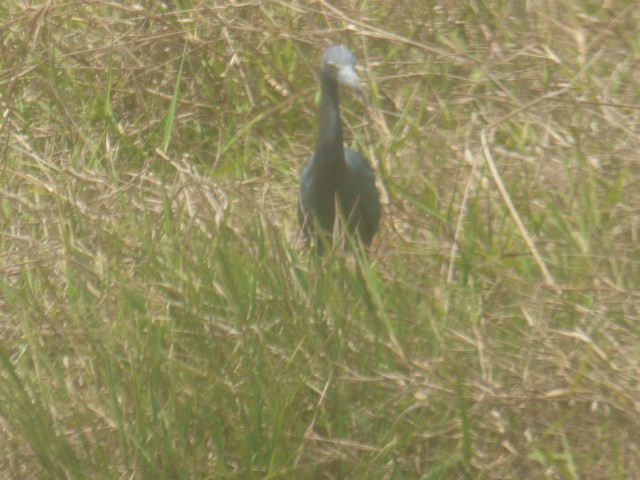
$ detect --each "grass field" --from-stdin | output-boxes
[1,1,639,478]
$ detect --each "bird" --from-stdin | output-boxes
[298,45,381,252]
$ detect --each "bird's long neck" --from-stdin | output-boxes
[313,70,345,171]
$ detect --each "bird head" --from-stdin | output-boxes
[322,45,364,99]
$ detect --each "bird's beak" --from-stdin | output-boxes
[337,65,365,99]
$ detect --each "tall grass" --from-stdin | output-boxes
[1,1,639,478]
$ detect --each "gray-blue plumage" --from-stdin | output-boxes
[298,45,381,250]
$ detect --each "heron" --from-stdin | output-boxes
[298,45,381,252]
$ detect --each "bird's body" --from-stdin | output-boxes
[298,45,380,251]
[299,148,379,246]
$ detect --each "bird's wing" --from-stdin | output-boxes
[298,155,315,232]
[345,149,381,244]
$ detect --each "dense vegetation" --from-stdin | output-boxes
[1,1,639,478]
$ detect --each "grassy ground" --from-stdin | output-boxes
[1,1,639,478]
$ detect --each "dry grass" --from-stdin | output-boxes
[1,1,639,478]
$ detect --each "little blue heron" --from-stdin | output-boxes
[298,45,381,251]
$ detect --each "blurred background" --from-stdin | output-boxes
[1,1,639,478]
